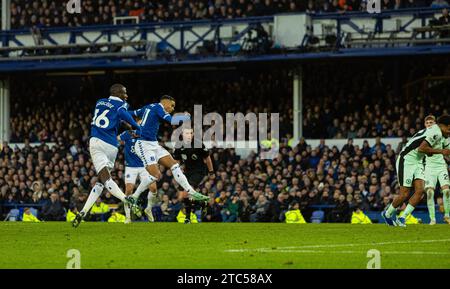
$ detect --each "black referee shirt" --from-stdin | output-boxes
[173,141,210,173]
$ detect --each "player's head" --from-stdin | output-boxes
[160,95,175,113]
[424,114,436,128]
[437,114,450,137]
[182,127,193,142]
[110,84,128,101]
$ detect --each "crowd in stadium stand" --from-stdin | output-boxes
[1,59,449,223]
[10,0,446,29]
[9,60,450,143]
[0,131,403,223]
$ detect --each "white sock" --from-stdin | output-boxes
[401,204,415,218]
[124,198,131,220]
[443,189,450,218]
[426,189,435,221]
[171,164,195,194]
[132,175,157,199]
[385,203,397,217]
[81,183,104,215]
[146,190,156,210]
[104,178,126,202]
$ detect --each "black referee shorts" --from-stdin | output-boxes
[185,170,206,189]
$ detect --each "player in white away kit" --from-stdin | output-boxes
[118,130,158,223]
[423,115,450,225]
[130,95,209,203]
[382,115,450,227]
[72,84,142,227]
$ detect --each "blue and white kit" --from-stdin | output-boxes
[131,102,189,166]
[119,130,151,184]
[89,96,140,173]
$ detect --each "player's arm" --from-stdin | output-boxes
[418,141,450,156]
[118,106,140,131]
[121,120,133,131]
[117,130,135,144]
[157,106,190,125]
[419,126,450,156]
[201,144,215,176]
[129,106,145,119]
[444,140,450,162]
[205,155,214,176]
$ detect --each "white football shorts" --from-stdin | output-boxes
[89,137,118,173]
[124,166,151,184]
[135,140,170,166]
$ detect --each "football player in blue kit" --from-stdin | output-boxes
[72,84,142,227]
[118,129,158,223]
[130,95,210,203]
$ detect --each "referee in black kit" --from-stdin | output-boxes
[173,127,215,223]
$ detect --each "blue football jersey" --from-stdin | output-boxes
[90,96,129,147]
[132,103,172,141]
[123,136,144,168]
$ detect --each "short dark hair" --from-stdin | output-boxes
[425,114,436,122]
[161,95,175,102]
[437,114,450,126]
[110,84,125,96]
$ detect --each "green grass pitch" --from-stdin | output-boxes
[1,222,450,269]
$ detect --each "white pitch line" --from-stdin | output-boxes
[225,238,450,253]
[227,249,450,255]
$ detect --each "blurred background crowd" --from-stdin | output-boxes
[1,56,450,222]
[10,0,449,29]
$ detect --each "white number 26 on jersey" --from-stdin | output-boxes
[92,109,110,128]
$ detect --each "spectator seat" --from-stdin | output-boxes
[6,209,20,221]
[311,210,325,223]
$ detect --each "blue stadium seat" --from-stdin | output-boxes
[227,43,241,54]
[18,207,24,217]
[6,209,20,221]
[311,210,325,223]
[194,209,202,223]
[29,207,38,218]
[157,41,170,53]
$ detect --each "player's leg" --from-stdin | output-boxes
[144,182,157,222]
[178,191,193,223]
[397,178,425,226]
[74,167,129,227]
[183,172,205,223]
[438,170,450,223]
[442,185,450,223]
[426,187,436,225]
[74,139,137,227]
[97,163,141,217]
[146,182,157,210]
[424,171,437,225]
[383,158,411,225]
[93,142,133,204]
[72,138,125,227]
[133,164,159,199]
[158,154,209,202]
[124,167,138,223]
[79,179,105,217]
[133,140,160,199]
[136,168,157,222]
